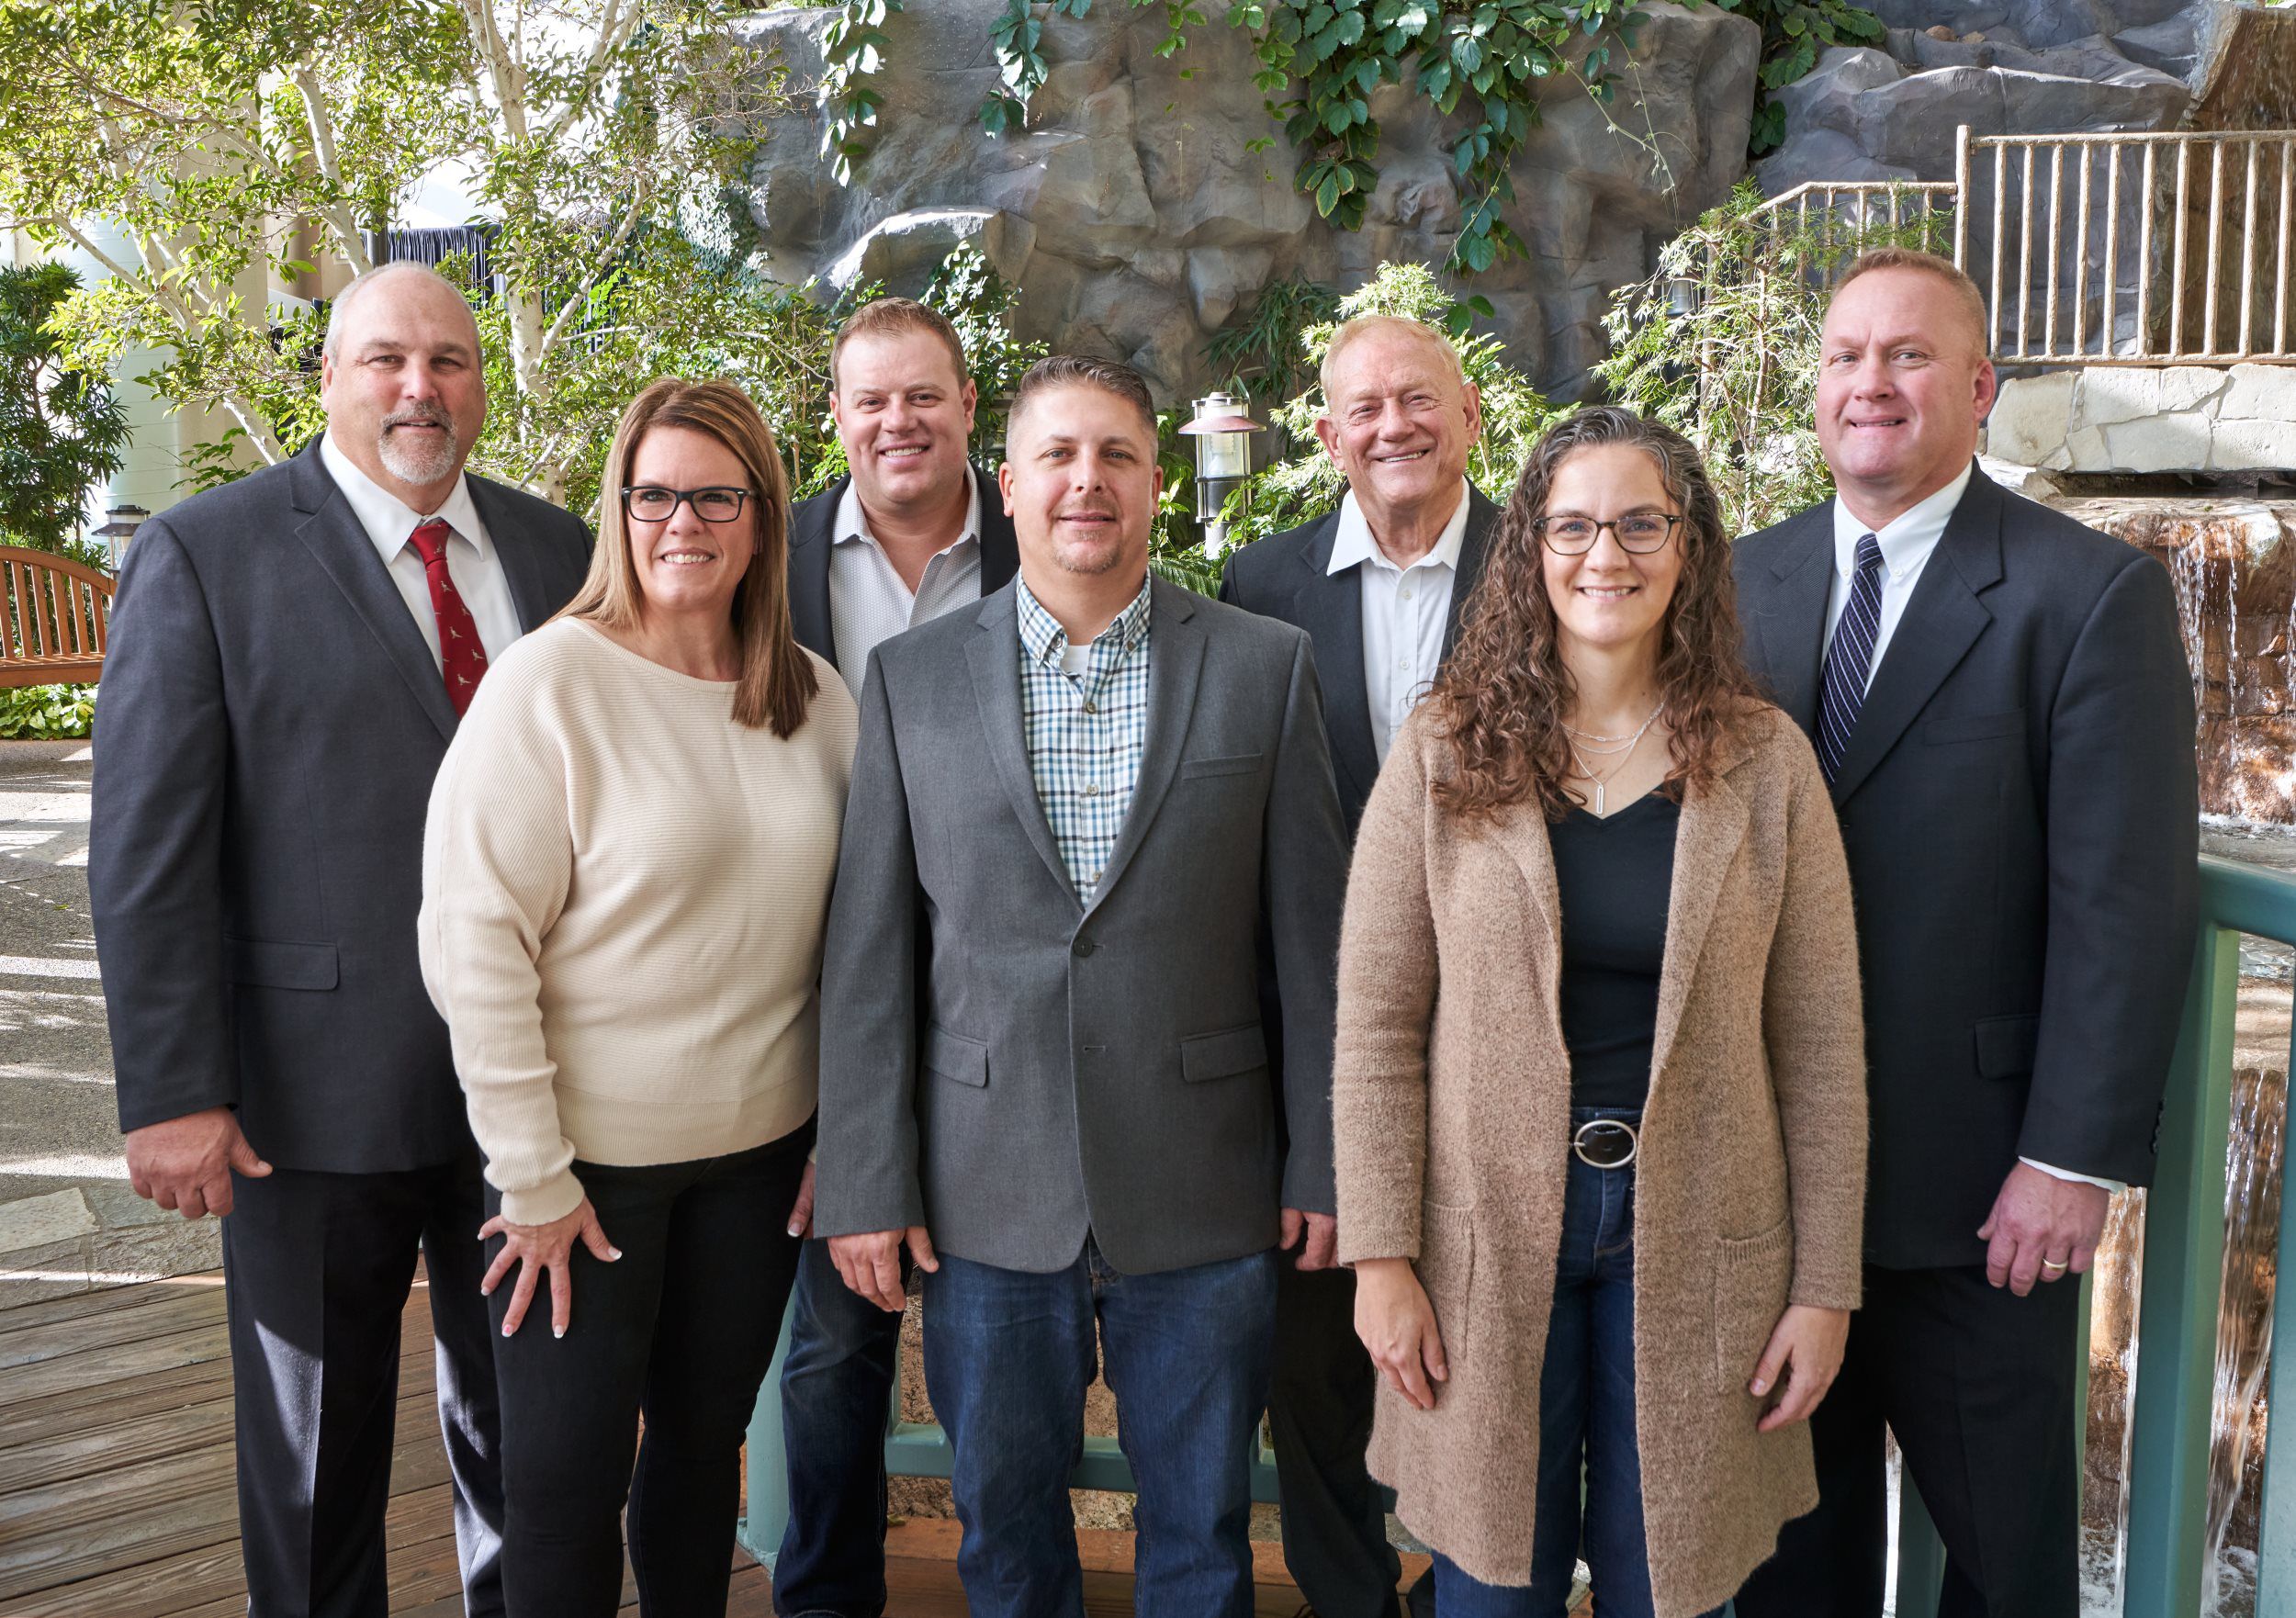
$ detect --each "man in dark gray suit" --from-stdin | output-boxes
[1730,250,2197,1618]
[773,296,1017,1618]
[90,263,591,1618]
[1219,313,1495,1618]
[814,354,1349,1618]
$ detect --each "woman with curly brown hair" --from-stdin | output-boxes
[1332,407,1868,1618]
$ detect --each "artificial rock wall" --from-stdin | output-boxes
[736,2,1762,402]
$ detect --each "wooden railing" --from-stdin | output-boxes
[1757,125,2296,365]
[0,546,113,689]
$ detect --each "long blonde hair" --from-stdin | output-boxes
[562,378,816,736]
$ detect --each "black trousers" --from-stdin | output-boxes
[488,1128,811,1618]
[1271,1255,1430,1618]
[221,1155,505,1618]
[1735,1263,2083,1618]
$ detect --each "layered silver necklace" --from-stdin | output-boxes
[1562,702,1663,816]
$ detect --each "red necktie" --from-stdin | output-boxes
[408,519,490,716]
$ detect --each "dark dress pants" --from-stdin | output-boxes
[1271,1255,1416,1618]
[221,1154,505,1618]
[488,1129,810,1618]
[772,1237,906,1617]
[1734,1262,2083,1618]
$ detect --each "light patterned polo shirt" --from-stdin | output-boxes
[1015,573,1153,902]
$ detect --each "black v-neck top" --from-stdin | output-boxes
[1550,792,1683,1110]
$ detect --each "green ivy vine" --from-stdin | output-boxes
[818,0,1880,271]
[819,0,903,185]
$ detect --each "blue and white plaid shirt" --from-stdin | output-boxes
[1016,573,1154,903]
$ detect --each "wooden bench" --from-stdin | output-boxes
[1,545,114,689]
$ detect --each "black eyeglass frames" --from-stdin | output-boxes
[622,486,754,523]
[1532,512,1683,555]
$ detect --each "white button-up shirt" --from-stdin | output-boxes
[1821,462,1971,690]
[1329,481,1472,763]
[827,468,985,696]
[321,430,521,668]
[1828,463,2116,1196]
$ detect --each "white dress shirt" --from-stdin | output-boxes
[1822,461,1971,687]
[827,468,985,696]
[1329,481,1472,762]
[1827,465,2119,1197]
[321,431,522,668]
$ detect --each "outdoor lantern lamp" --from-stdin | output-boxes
[1179,391,1263,555]
[93,505,149,570]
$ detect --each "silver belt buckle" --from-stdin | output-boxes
[1572,1118,1639,1169]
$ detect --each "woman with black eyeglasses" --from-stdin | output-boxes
[1333,408,1868,1617]
[418,378,856,1615]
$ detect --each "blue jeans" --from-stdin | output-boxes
[922,1236,1278,1618]
[1433,1108,1724,1618]
[772,1237,905,1617]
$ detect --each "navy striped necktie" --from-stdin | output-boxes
[1818,533,1885,781]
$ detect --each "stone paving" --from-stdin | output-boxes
[0,739,218,1309]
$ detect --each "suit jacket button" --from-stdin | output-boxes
[1073,938,1096,957]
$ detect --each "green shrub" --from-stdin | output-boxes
[1595,180,1953,534]
[0,683,96,740]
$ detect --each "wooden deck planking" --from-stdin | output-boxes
[0,1268,1443,1616]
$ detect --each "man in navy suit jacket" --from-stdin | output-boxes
[1219,315,1498,1618]
[771,296,1019,1618]
[91,264,591,1618]
[1731,251,2196,1617]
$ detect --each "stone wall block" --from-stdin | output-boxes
[2223,364,2296,422]
[2103,409,2214,470]
[2073,365,2164,426]
[1984,368,2077,462]
[2212,416,2296,472]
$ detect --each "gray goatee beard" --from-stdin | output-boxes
[377,408,461,486]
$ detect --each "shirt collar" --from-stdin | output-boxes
[833,465,982,559]
[321,428,490,561]
[1017,571,1153,670]
[1326,481,1471,578]
[1831,461,1972,585]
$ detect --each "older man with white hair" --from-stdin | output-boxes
[1220,313,1501,1618]
[91,261,591,1617]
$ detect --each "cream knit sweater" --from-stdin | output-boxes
[420,617,858,1224]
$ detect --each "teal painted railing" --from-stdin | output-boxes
[740,853,2296,1612]
[1893,853,2296,1616]
[737,1305,1281,1566]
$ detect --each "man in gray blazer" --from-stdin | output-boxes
[1730,251,2196,1617]
[814,354,1349,1618]
[90,264,591,1618]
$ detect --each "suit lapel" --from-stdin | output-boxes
[1749,506,1834,734]
[1086,579,1207,919]
[1289,514,1380,813]
[465,476,557,633]
[1441,488,1502,660]
[287,444,459,742]
[787,479,840,669]
[1828,471,2003,805]
[964,588,1076,905]
[1648,762,1753,1092]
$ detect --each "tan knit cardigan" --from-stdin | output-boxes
[1334,703,1867,1618]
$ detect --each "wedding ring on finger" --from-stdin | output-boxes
[2041,1257,2070,1275]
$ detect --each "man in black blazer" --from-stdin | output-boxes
[1220,314,1496,1618]
[90,264,591,1616]
[1730,252,2197,1617]
[771,297,1018,1618]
